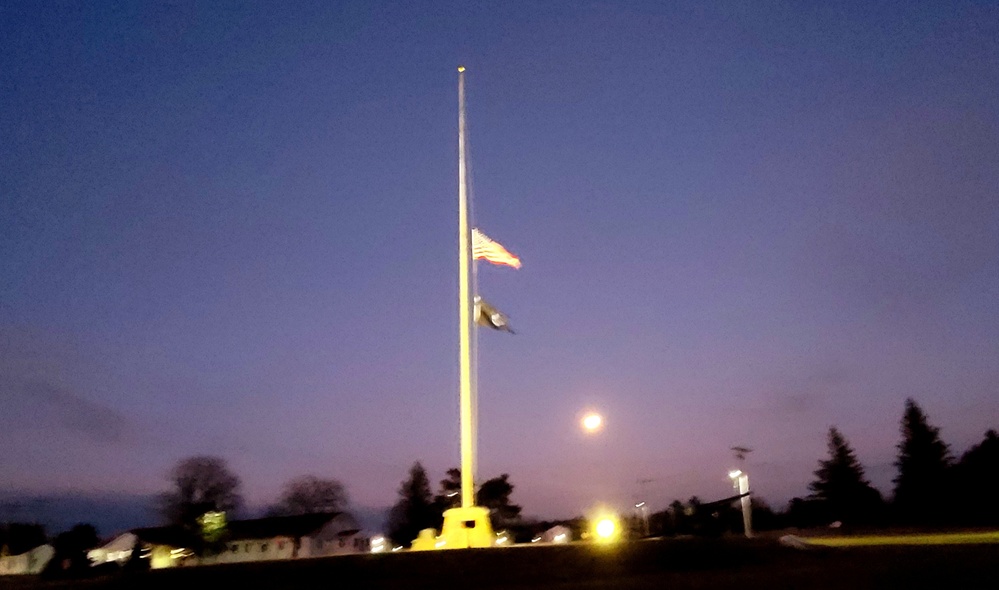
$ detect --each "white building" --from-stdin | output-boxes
[89,512,369,570]
[0,544,54,576]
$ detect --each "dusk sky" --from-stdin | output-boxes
[2,1,997,525]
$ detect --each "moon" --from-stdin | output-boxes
[581,412,603,432]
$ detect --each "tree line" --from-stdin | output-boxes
[3,397,993,558]
[794,398,998,528]
[160,398,995,543]
[153,457,523,548]
[157,456,350,530]
[649,398,998,536]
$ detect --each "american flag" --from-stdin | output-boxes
[472,228,521,269]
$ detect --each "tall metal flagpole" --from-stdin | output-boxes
[457,65,476,510]
[411,65,494,550]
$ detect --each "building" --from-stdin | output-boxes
[0,544,54,576]
[89,512,368,569]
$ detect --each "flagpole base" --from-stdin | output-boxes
[410,506,495,550]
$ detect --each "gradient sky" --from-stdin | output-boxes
[2,1,997,522]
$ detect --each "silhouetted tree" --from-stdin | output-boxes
[477,474,522,527]
[43,524,99,579]
[431,468,522,527]
[669,499,689,535]
[0,523,47,555]
[953,430,999,525]
[159,455,243,528]
[809,427,884,525]
[749,498,784,532]
[649,508,674,536]
[433,468,462,512]
[387,462,436,547]
[269,475,348,516]
[786,496,829,528]
[893,399,952,524]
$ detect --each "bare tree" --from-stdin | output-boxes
[160,455,243,527]
[269,475,349,516]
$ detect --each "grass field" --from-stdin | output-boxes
[797,530,999,546]
[3,537,998,589]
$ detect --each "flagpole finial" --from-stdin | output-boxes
[457,65,466,73]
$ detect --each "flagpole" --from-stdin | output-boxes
[412,66,496,549]
[457,65,476,510]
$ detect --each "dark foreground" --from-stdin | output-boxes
[4,538,998,590]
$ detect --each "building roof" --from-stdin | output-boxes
[226,512,348,540]
[131,525,198,548]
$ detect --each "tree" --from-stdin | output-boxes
[0,523,46,556]
[669,499,689,535]
[431,468,522,527]
[269,475,349,516]
[160,455,243,528]
[893,399,952,524]
[477,474,522,527]
[808,427,884,524]
[433,468,462,512]
[43,524,99,579]
[952,430,999,525]
[386,462,436,547]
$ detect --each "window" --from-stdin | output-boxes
[261,543,268,552]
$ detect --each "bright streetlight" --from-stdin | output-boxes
[593,515,620,542]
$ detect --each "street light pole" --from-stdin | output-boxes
[635,502,649,537]
[728,470,752,538]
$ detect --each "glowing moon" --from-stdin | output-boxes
[581,412,603,432]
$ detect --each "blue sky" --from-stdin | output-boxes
[2,1,997,523]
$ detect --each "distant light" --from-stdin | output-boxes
[595,518,616,539]
[582,412,603,432]
[392,546,403,552]
[729,470,743,479]
[531,536,541,543]
[553,533,567,543]
[635,502,646,508]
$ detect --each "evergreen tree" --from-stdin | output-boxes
[893,399,953,524]
[952,430,999,525]
[809,427,883,524]
[386,462,436,547]
[433,468,462,512]
[432,468,522,528]
[477,474,522,527]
